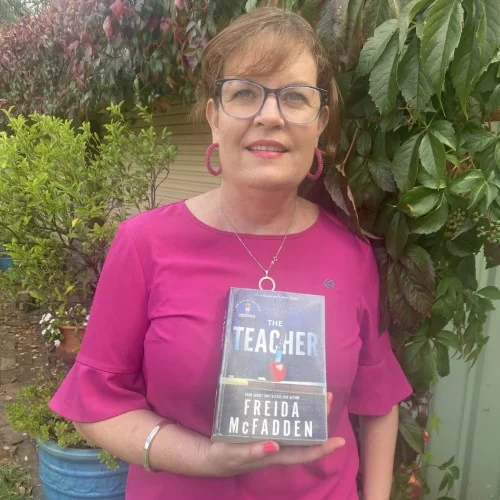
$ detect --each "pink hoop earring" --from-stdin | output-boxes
[307,148,324,181]
[205,143,222,176]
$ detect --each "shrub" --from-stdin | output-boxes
[0,104,177,315]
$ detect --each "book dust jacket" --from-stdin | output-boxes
[212,287,327,445]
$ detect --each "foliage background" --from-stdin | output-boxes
[1,0,500,497]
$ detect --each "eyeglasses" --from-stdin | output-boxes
[214,78,328,125]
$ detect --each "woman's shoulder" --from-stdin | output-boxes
[116,200,197,255]
[121,200,189,234]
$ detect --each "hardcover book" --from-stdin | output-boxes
[212,287,327,445]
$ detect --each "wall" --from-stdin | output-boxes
[132,103,219,204]
[427,255,500,500]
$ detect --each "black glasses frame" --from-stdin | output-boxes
[214,78,329,124]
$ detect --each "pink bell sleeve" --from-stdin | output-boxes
[49,221,151,422]
[347,245,413,416]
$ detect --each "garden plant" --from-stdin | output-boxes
[0,104,177,347]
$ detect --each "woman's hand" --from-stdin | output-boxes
[203,392,346,476]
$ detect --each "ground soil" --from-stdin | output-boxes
[0,295,52,498]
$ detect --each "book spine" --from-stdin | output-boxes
[214,288,235,436]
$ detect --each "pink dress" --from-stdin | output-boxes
[49,201,412,499]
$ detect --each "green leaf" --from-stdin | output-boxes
[461,126,497,151]
[412,198,449,234]
[430,120,456,150]
[468,181,488,209]
[475,143,497,175]
[421,0,464,96]
[436,343,450,376]
[419,132,446,182]
[398,186,440,218]
[399,406,425,453]
[436,330,461,352]
[449,170,485,194]
[369,31,400,114]
[449,465,460,480]
[450,0,483,115]
[386,212,409,260]
[356,129,372,156]
[485,183,499,210]
[479,0,500,67]
[368,157,397,192]
[485,85,500,115]
[398,36,433,114]
[477,286,500,300]
[398,0,431,50]
[446,228,482,257]
[29,290,42,301]
[392,133,422,192]
[357,19,399,76]
[379,108,404,131]
[439,473,453,492]
[456,255,478,290]
[403,338,427,372]
[417,166,446,189]
[372,129,387,159]
[439,455,455,470]
[495,142,500,169]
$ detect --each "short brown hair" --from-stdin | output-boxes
[193,7,340,157]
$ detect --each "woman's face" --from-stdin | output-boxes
[206,50,329,191]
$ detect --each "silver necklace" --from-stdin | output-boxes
[219,188,297,291]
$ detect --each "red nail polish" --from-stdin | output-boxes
[263,442,278,455]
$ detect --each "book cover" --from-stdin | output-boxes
[212,287,327,445]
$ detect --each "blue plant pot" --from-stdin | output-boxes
[0,256,12,271]
[38,440,129,499]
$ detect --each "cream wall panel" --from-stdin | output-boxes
[426,254,500,499]
[133,103,219,205]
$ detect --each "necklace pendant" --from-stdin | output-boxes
[259,275,276,291]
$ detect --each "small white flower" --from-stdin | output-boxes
[54,340,61,347]
[40,313,52,323]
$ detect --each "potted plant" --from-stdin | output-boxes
[39,304,90,364]
[0,226,13,271]
[6,369,128,500]
[0,244,13,272]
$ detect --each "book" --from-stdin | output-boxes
[212,287,327,445]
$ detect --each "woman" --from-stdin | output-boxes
[50,8,412,499]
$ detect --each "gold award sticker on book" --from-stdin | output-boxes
[212,288,327,446]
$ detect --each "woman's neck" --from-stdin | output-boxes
[218,183,299,235]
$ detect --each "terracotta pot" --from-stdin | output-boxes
[55,326,85,365]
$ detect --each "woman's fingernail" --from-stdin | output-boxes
[328,393,333,405]
[263,442,279,455]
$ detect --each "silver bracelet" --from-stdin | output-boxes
[143,419,171,473]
